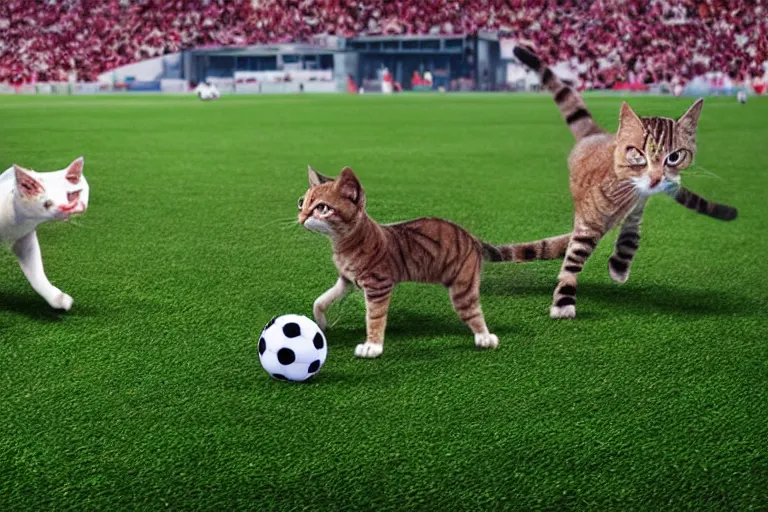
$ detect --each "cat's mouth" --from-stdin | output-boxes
[632,176,676,197]
[57,201,86,218]
[303,217,334,236]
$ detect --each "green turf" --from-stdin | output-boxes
[0,93,766,511]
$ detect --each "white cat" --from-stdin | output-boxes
[0,157,89,310]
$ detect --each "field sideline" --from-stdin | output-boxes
[0,93,766,510]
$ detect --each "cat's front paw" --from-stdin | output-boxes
[550,304,576,319]
[50,293,73,311]
[474,332,499,349]
[314,311,328,331]
[313,300,328,330]
[354,342,383,359]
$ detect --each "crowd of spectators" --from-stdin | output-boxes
[513,0,768,89]
[0,0,253,84]
[1,0,765,87]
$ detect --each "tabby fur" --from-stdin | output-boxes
[299,166,569,358]
[513,46,738,319]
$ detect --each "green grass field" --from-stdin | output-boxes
[0,93,766,511]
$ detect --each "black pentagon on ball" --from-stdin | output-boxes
[277,348,296,365]
[313,332,325,350]
[308,360,321,373]
[282,322,301,338]
[272,373,288,381]
[258,337,266,355]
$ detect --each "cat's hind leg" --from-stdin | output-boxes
[449,255,498,349]
[12,231,73,311]
[313,276,351,330]
[609,204,645,283]
[551,223,604,319]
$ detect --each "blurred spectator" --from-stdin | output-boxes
[1,0,765,88]
[0,0,253,84]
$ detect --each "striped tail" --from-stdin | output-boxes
[482,233,571,263]
[513,46,604,141]
[673,187,738,221]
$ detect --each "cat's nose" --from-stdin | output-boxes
[649,176,662,188]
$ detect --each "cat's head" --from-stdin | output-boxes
[298,165,365,238]
[13,157,89,221]
[614,99,703,196]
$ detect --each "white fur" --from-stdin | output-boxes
[354,341,383,358]
[474,332,499,349]
[304,217,334,236]
[195,83,220,101]
[313,277,350,330]
[0,158,89,310]
[631,175,679,197]
[550,305,576,319]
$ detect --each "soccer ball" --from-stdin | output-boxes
[737,90,747,104]
[195,83,220,101]
[258,314,327,382]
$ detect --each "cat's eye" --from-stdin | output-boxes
[67,190,81,203]
[665,150,686,167]
[43,200,53,209]
[315,203,333,216]
[626,147,646,167]
[298,197,304,210]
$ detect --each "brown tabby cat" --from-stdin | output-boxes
[513,46,738,320]
[298,166,569,358]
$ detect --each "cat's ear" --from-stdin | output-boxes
[66,156,84,184]
[14,165,44,198]
[337,167,363,204]
[308,165,334,187]
[617,101,643,138]
[677,98,704,136]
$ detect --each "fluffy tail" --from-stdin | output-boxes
[513,46,604,141]
[673,187,738,221]
[482,233,571,263]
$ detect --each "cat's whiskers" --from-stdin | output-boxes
[266,216,305,232]
[279,222,303,232]
[682,165,724,181]
[265,216,300,227]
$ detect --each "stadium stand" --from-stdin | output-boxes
[1,0,766,88]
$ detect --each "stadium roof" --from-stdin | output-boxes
[188,43,340,56]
